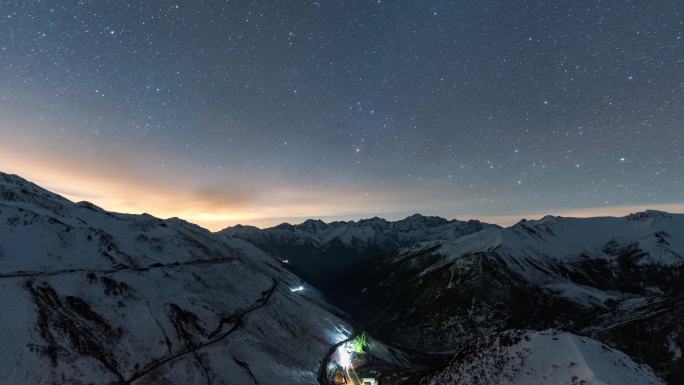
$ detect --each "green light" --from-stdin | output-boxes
[351,332,368,354]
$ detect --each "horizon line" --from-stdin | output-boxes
[3,169,683,232]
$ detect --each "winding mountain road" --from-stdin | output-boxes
[117,278,279,385]
[0,257,238,279]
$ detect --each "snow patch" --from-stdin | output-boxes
[422,330,665,385]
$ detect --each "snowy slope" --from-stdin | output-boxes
[419,211,684,289]
[421,330,665,385]
[0,172,352,385]
[363,210,684,313]
[0,172,249,272]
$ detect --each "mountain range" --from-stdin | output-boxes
[1,171,681,384]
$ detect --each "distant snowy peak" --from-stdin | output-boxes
[392,213,450,230]
[421,330,665,385]
[625,209,674,222]
[228,213,490,233]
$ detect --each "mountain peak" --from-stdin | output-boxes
[299,218,328,232]
[0,170,71,209]
[0,172,44,193]
[625,210,672,221]
[395,213,450,229]
[76,200,106,212]
[0,171,31,185]
[357,216,388,225]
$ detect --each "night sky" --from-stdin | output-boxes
[1,1,682,230]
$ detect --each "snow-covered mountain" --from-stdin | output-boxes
[0,172,353,384]
[421,330,665,385]
[219,215,496,289]
[336,212,684,384]
[1,171,678,384]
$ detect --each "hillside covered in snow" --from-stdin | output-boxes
[332,211,684,384]
[421,330,665,385]
[0,172,353,384]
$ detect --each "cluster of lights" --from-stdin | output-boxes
[290,285,304,292]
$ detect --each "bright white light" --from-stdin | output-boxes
[338,344,352,369]
[290,286,304,292]
[282,259,289,264]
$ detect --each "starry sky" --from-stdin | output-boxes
[1,1,683,230]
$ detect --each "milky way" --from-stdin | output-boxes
[0,1,682,228]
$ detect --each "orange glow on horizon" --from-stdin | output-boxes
[1,142,683,231]
[0,145,406,230]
